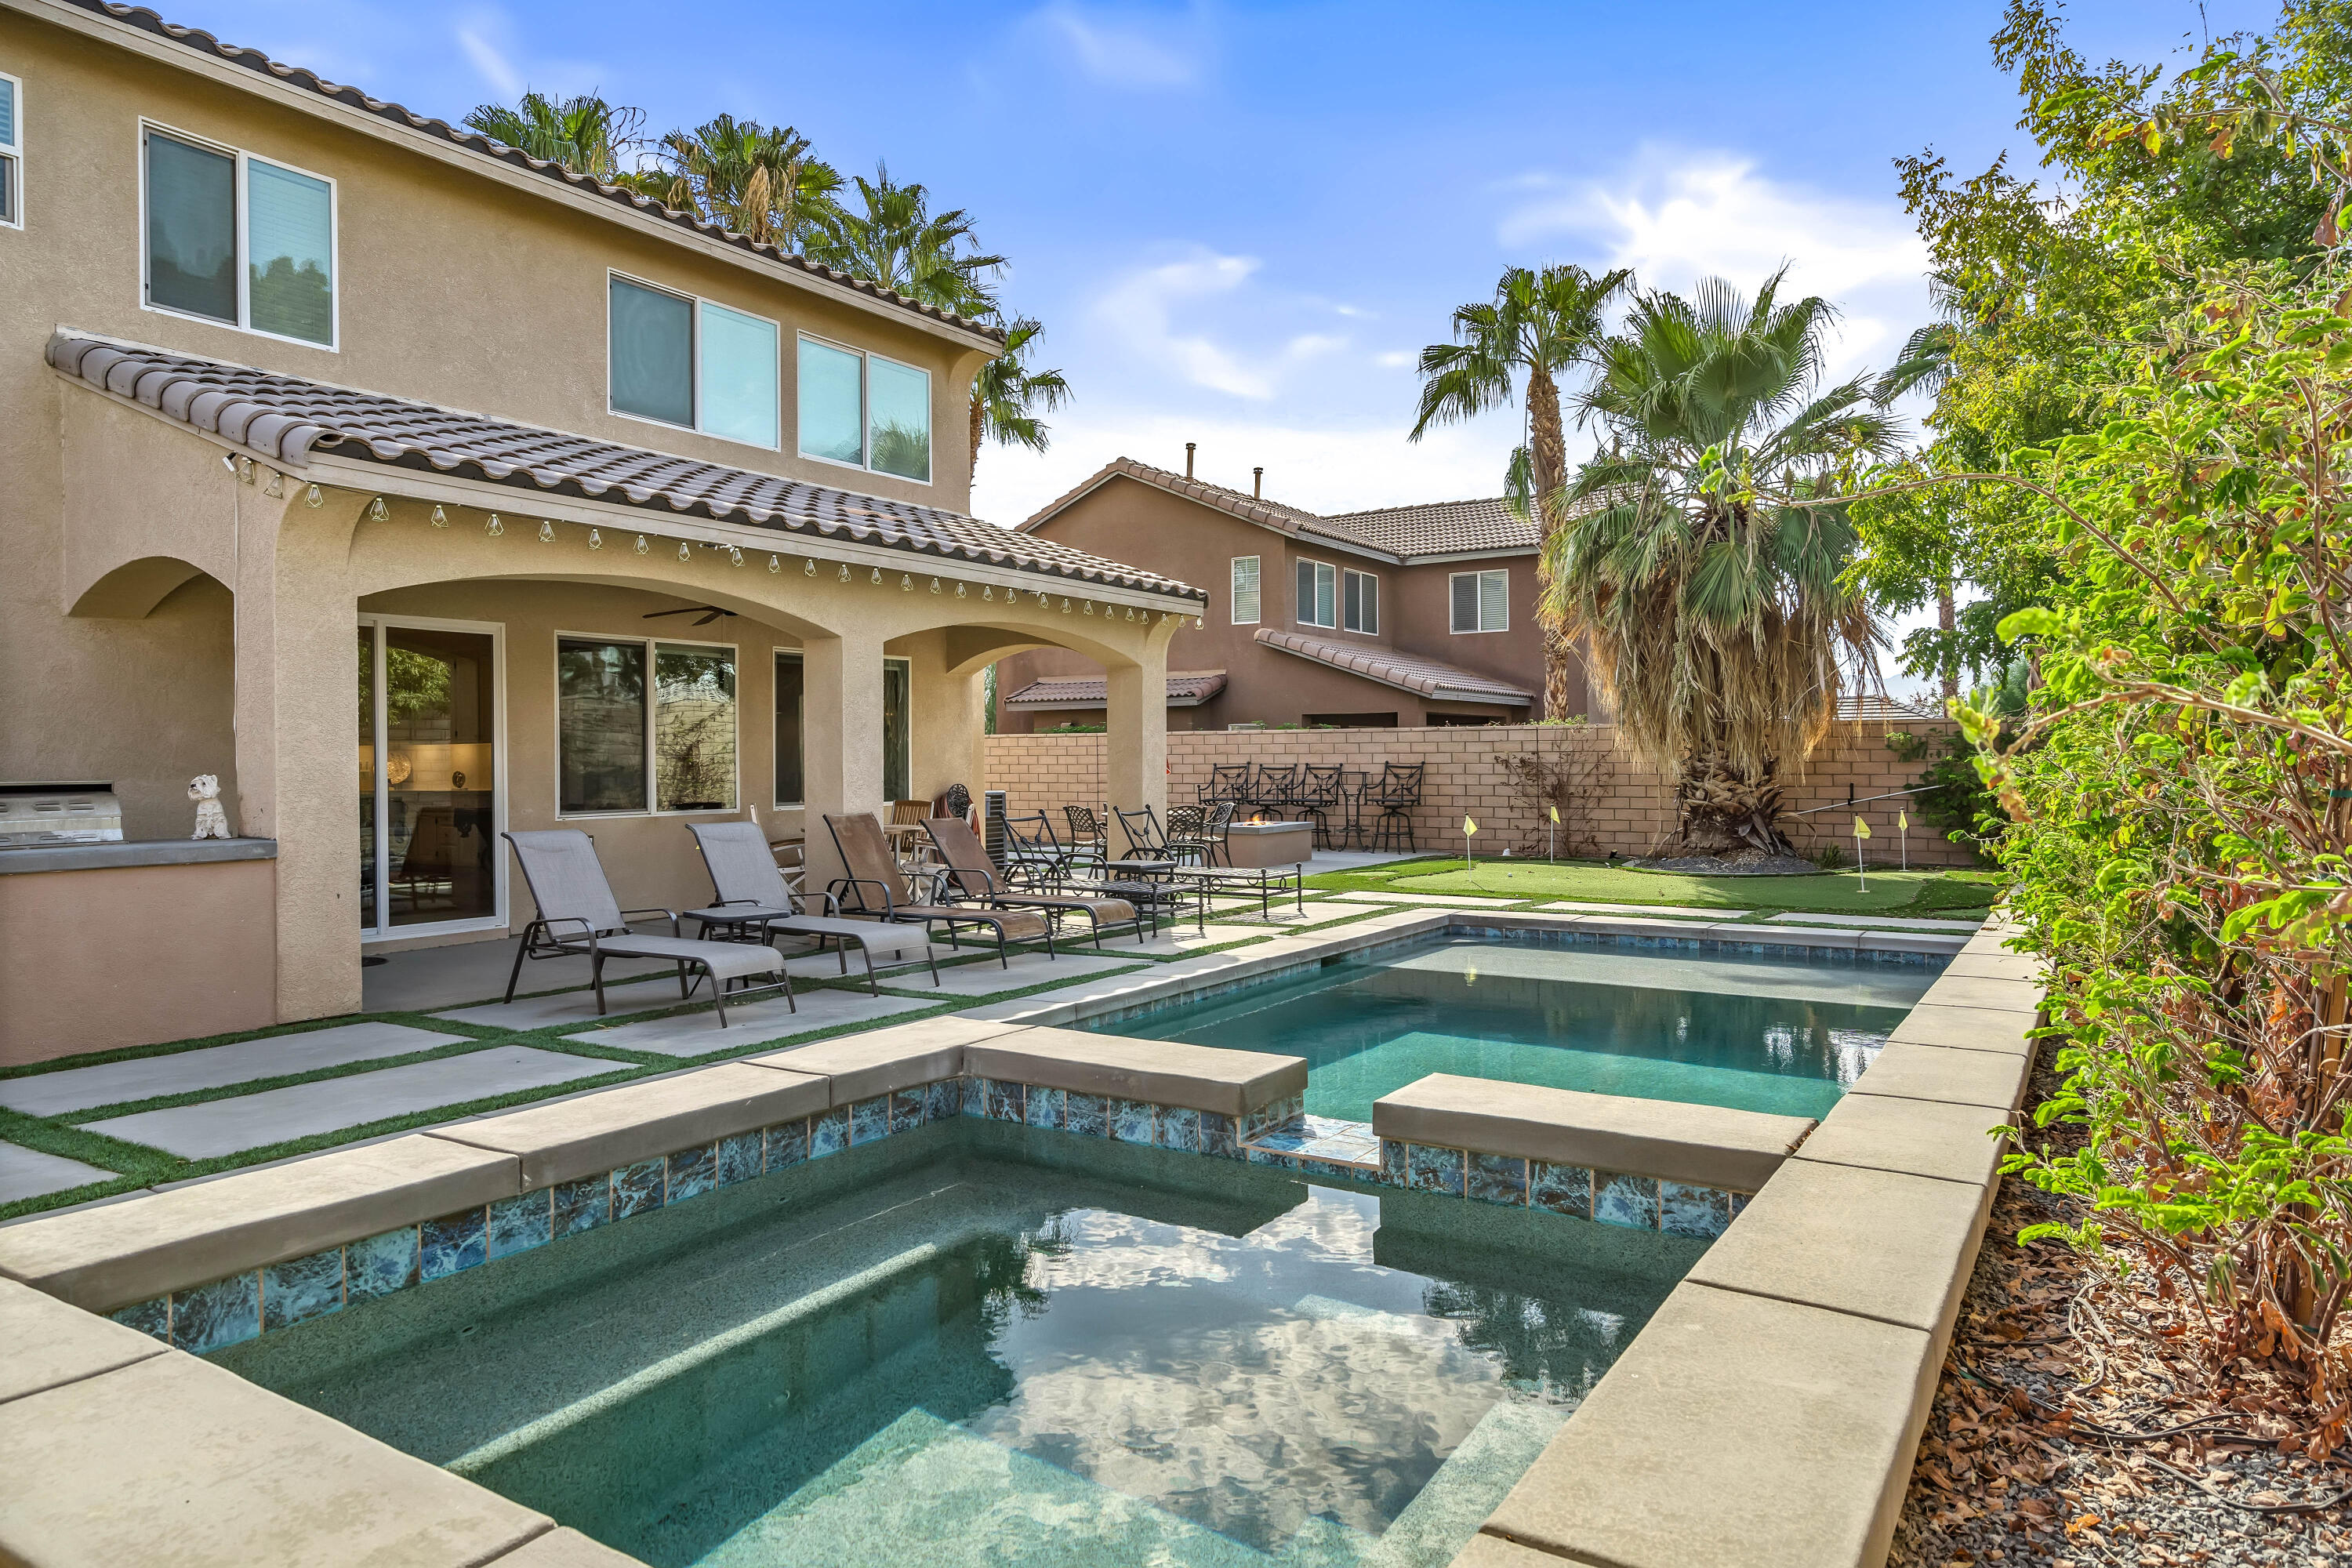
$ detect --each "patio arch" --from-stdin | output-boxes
[67,555,224,619]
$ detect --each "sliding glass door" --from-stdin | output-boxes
[358,617,504,938]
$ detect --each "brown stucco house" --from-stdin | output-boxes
[0,0,1200,1061]
[993,457,1581,732]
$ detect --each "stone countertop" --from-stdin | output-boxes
[0,838,278,875]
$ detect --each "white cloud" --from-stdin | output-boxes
[1026,2,1208,88]
[456,24,523,98]
[1373,350,1414,369]
[1092,250,1350,400]
[1499,151,1931,387]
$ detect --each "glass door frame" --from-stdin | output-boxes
[359,612,508,944]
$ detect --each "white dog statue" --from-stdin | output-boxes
[188,774,233,840]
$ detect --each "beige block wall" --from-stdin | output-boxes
[983,723,1983,869]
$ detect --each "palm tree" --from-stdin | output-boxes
[462,92,644,182]
[969,317,1072,485]
[806,164,1004,318]
[634,115,842,249]
[1547,269,1901,858]
[1410,264,1631,720]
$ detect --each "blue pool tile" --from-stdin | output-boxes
[1730,1190,1753,1219]
[927,1078,962,1121]
[171,1272,260,1354]
[1199,1110,1235,1159]
[1663,1183,1731,1239]
[849,1096,891,1145]
[1468,1153,1529,1207]
[422,1208,488,1279]
[891,1088,928,1134]
[109,1296,170,1341]
[1406,1143,1465,1197]
[961,1076,986,1117]
[552,1175,610,1237]
[765,1120,810,1171]
[1531,1162,1593,1219]
[1378,1140,1407,1185]
[716,1132,762,1186]
[668,1144,717,1203]
[1156,1105,1200,1152]
[1109,1099,1155,1144]
[486,1191,552,1260]
[612,1160,666,1220]
[1246,1146,1295,1169]
[984,1079,1026,1123]
[1065,1092,1108,1138]
[345,1226,419,1300]
[1595,1173,1661,1231]
[261,1247,345,1331]
[1024,1086,1065,1130]
[810,1108,850,1159]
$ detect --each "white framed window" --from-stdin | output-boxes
[608,273,781,449]
[1230,556,1261,624]
[0,71,22,230]
[1295,558,1337,629]
[773,651,909,807]
[140,122,336,347]
[1342,568,1379,635]
[556,634,739,815]
[798,334,932,483]
[1450,568,1510,633]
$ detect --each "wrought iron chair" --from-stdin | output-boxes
[1163,804,1212,867]
[1063,804,1109,868]
[1200,764,1251,805]
[1114,805,1172,862]
[1249,764,1301,816]
[1297,764,1345,848]
[1371,762,1425,851]
[1200,799,1237,866]
[1004,811,1076,887]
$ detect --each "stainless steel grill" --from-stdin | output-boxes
[0,782,124,849]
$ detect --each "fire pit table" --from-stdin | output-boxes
[1188,819,1312,918]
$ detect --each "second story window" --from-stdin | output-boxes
[0,72,20,229]
[1230,556,1260,623]
[798,336,931,483]
[1296,559,1337,629]
[1450,568,1510,633]
[143,124,336,347]
[608,274,780,448]
[1343,568,1379,635]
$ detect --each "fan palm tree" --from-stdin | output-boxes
[1410,263,1631,720]
[1547,269,1901,857]
[806,164,1004,318]
[969,316,1072,484]
[632,115,842,249]
[462,92,644,182]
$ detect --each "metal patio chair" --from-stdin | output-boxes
[825,812,1055,967]
[1200,764,1251,806]
[682,819,940,996]
[1297,764,1345,848]
[924,815,1149,946]
[1371,763,1425,851]
[1248,764,1300,817]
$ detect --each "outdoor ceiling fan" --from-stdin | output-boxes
[642,605,736,627]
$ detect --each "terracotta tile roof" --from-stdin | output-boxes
[1021,457,1561,561]
[50,1,1000,345]
[1254,629,1534,706]
[49,333,1202,601]
[1000,672,1229,709]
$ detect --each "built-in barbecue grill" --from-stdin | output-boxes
[0,782,124,849]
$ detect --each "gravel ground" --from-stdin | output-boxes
[1889,1051,2352,1566]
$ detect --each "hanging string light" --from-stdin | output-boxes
[930,577,942,595]
[634,534,649,554]
[588,528,603,550]
[768,554,782,573]
[728,546,743,566]
[837,563,851,582]
[262,471,283,498]
[982,585,993,601]
[485,513,503,536]
[365,496,389,522]
[805,558,818,576]
[870,567,884,585]
[539,520,556,543]
[430,505,449,528]
[304,485,324,508]
[954,583,967,598]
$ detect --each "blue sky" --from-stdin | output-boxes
[167,0,2267,535]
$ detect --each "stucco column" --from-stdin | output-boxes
[235,488,363,1022]
[800,627,887,898]
[1104,630,1170,820]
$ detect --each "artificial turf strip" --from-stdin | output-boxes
[1302,855,1991,920]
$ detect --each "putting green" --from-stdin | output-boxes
[1377,860,1972,914]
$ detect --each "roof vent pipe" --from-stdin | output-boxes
[1185,442,1196,479]
[1253,466,1263,498]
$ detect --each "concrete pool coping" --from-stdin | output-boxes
[0,909,2016,1568]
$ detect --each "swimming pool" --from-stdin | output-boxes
[217,1121,1694,1567]
[1083,931,1943,1121]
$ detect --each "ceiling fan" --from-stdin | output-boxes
[642,605,737,627]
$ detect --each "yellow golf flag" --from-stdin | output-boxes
[1548,804,1560,823]
[1853,816,1872,839]
[1897,810,1909,831]
[1463,815,1479,836]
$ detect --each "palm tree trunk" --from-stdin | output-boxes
[1937,579,1958,704]
[1526,368,1576,720]
[968,390,985,487]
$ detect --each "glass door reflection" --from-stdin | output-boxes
[358,619,502,936]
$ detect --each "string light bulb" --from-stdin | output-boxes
[485,513,503,536]
[768,554,781,573]
[365,496,389,522]
[870,567,884,586]
[805,558,818,576]
[304,485,324,508]
[588,528,603,550]
[430,504,449,528]
[633,534,649,554]
[262,471,283,498]
[538,519,556,543]
[729,546,743,566]
[954,582,966,598]
[982,585,994,601]
[677,540,691,561]
[837,563,851,582]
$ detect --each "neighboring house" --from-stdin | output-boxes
[993,458,1577,731]
[0,0,1198,1057]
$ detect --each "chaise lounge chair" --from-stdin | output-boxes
[823,811,1055,967]
[681,820,942,996]
[922,815,1149,947]
[502,829,791,1026]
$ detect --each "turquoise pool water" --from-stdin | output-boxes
[219,1123,1698,1567]
[1086,933,1941,1120]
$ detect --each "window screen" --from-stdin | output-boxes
[1450,569,1509,632]
[0,76,18,227]
[557,638,648,813]
[1230,557,1261,624]
[1344,570,1378,634]
[867,357,931,481]
[696,300,779,448]
[246,159,333,344]
[654,644,736,812]
[1296,560,1336,628]
[798,337,865,464]
[146,132,237,323]
[609,277,695,427]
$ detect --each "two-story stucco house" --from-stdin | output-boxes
[0,0,1200,1060]
[993,458,1582,732]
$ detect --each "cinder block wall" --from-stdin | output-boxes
[978,722,1981,869]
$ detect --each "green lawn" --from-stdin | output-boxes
[1308,856,2002,919]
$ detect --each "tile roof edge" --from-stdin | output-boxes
[1252,627,1535,703]
[1020,458,1399,558]
[39,0,1003,347]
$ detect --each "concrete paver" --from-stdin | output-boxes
[1534,900,1747,919]
[560,989,933,1058]
[431,978,684,1031]
[0,1143,115,1204]
[0,1022,470,1116]
[362,931,678,1012]
[1765,913,1986,931]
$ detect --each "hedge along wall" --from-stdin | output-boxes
[979,721,1980,869]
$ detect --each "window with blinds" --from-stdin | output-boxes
[1343,568,1379,634]
[1450,568,1509,633]
[1230,557,1261,623]
[1296,559,1338,628]
[610,275,782,449]
[0,73,20,229]
[142,125,336,346]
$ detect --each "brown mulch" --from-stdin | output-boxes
[1889,1053,2352,1566]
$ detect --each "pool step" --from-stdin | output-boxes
[1239,1114,1382,1176]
